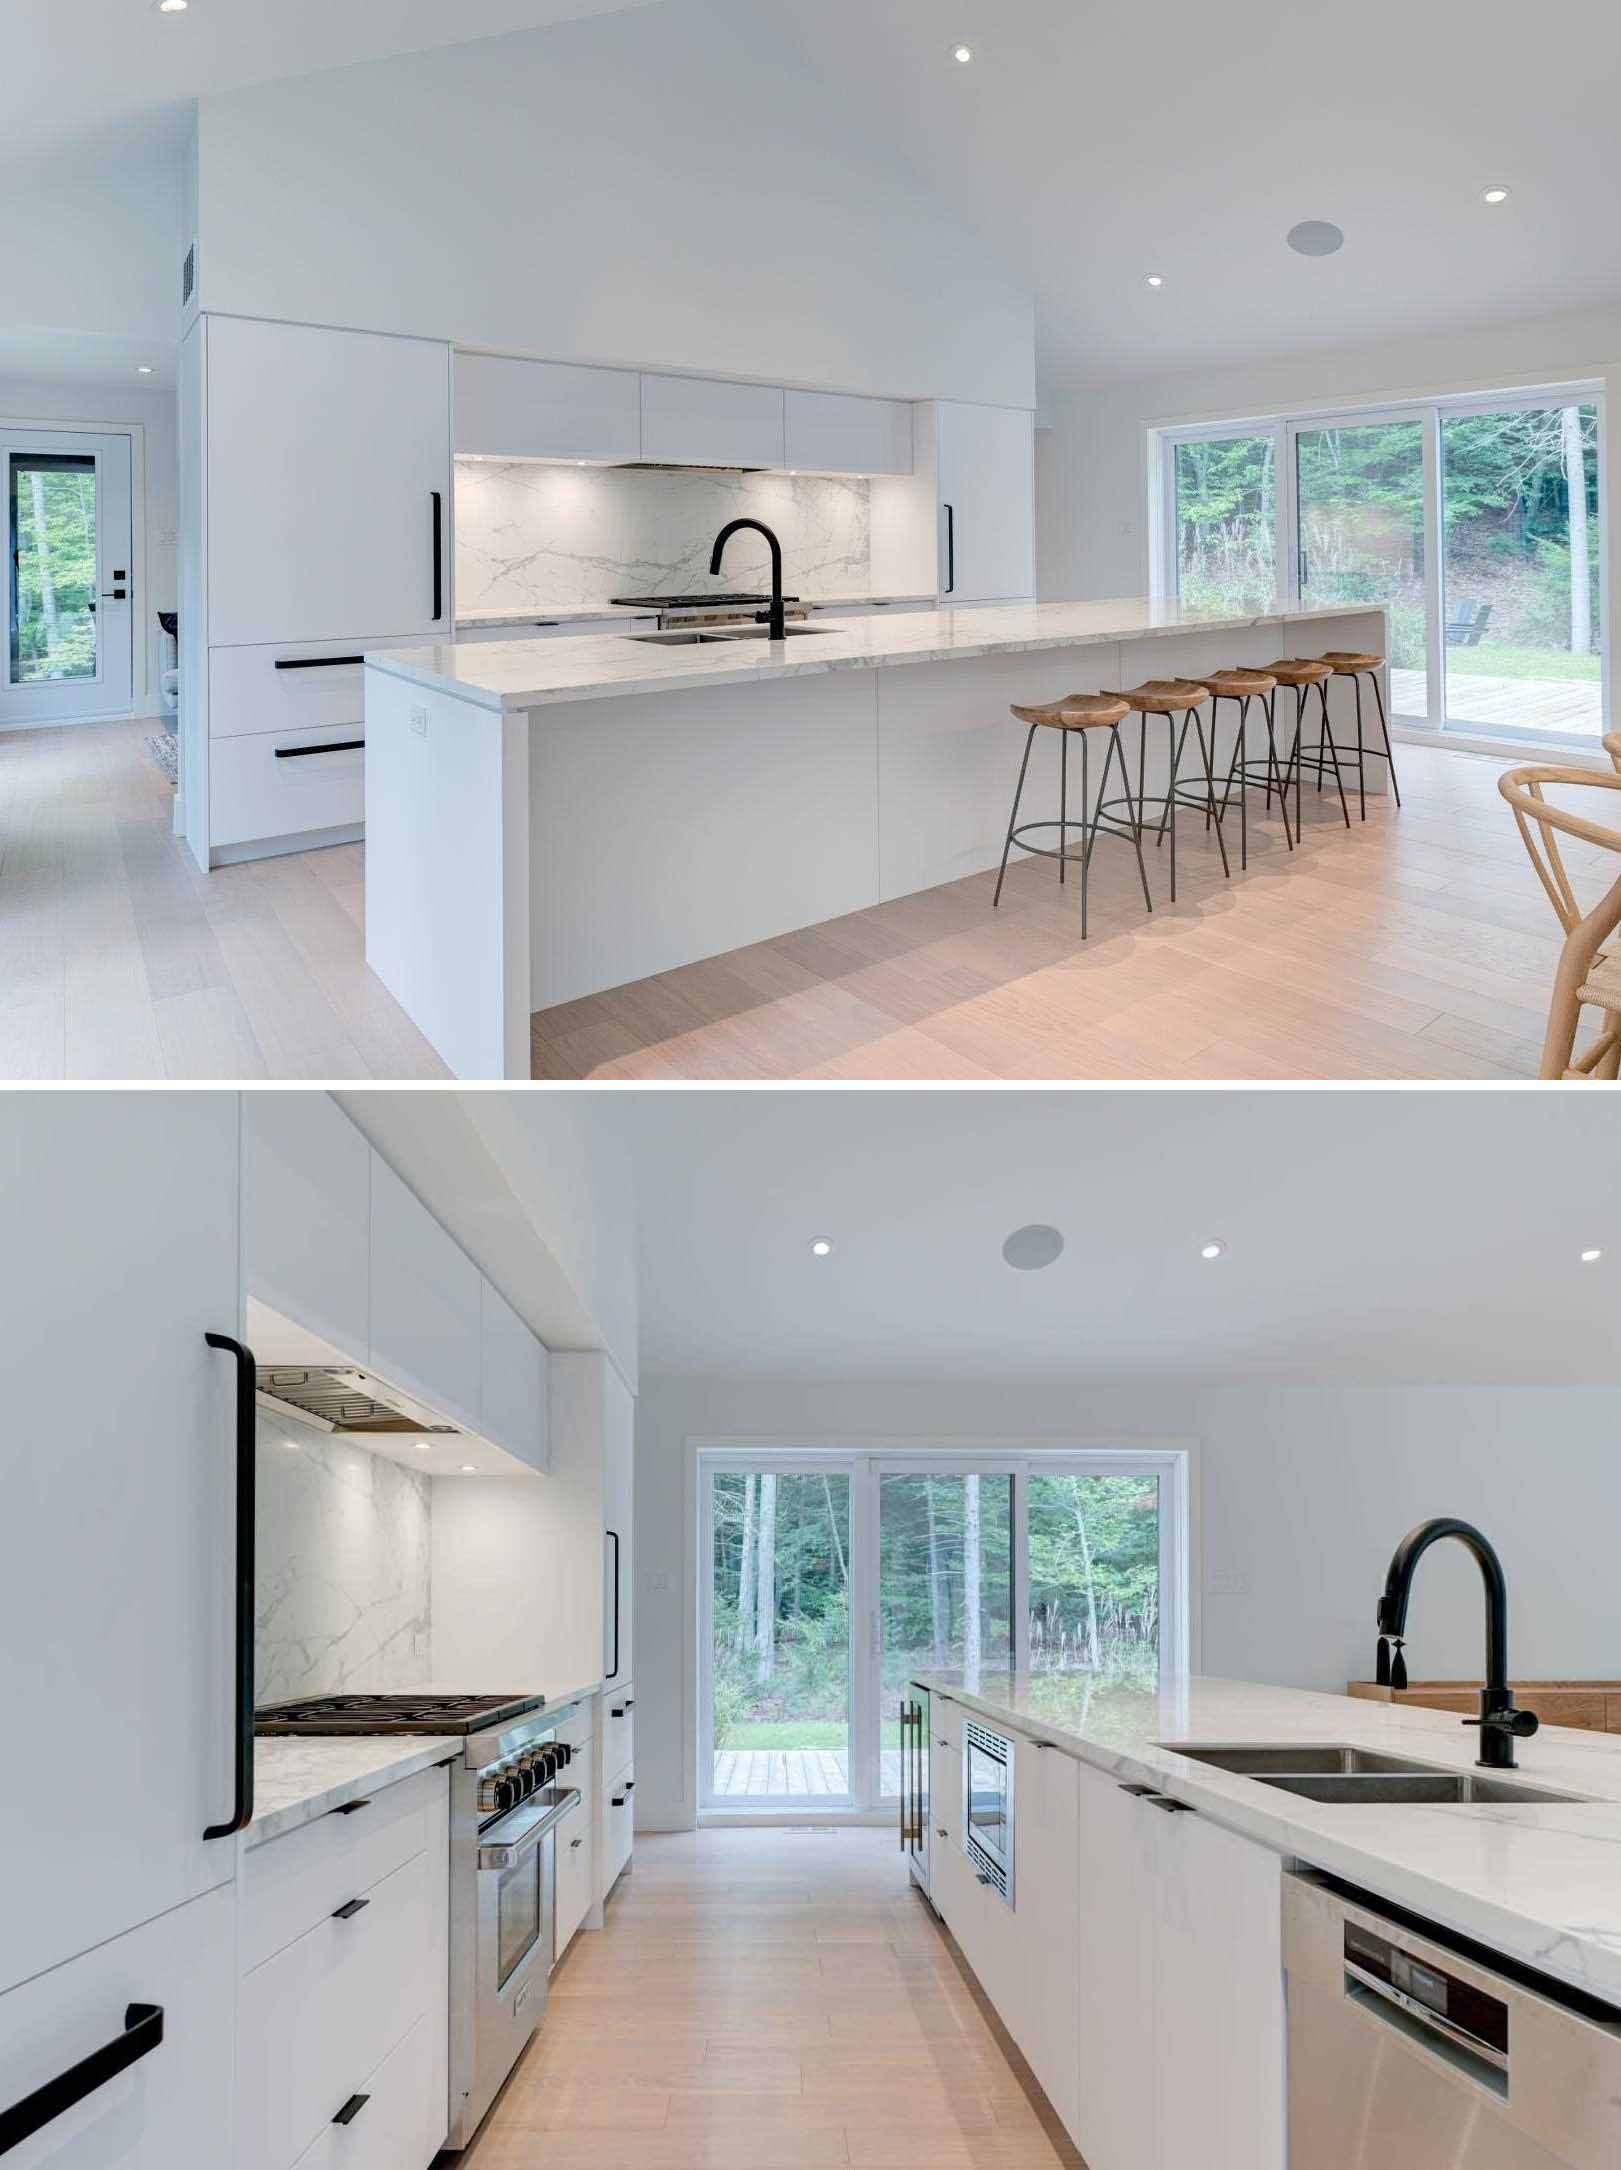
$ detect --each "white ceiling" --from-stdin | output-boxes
[629,1090,1621,1384]
[760,0,1621,382]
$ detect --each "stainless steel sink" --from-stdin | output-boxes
[1159,1743,1586,1806]
[624,631,739,646]
[707,626,830,640]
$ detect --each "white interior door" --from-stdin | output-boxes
[2,428,134,727]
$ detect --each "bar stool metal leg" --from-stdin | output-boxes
[993,722,1037,908]
[1317,679,1351,829]
[1110,723,1154,916]
[1264,690,1294,851]
[1059,727,1068,885]
[1191,707,1230,878]
[1352,672,1367,822]
[1370,669,1401,806]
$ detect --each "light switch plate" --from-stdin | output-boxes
[1206,1569,1251,1598]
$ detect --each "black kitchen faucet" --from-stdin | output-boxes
[1376,1518,1539,1768]
[710,518,786,640]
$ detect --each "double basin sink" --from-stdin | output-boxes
[1160,1743,1586,1807]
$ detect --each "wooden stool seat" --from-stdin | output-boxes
[1202,668,1276,697]
[1264,658,1333,687]
[1105,678,1210,712]
[1320,650,1384,674]
[1010,694,1132,731]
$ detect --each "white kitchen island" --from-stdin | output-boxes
[363,597,1388,1078]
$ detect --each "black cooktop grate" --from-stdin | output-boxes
[255,1691,541,1735]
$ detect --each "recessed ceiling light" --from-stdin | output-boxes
[460,1463,477,1473]
[1145,274,1164,289]
[809,1238,833,1257]
[1580,1247,1604,1264]
[1286,219,1344,257]
[953,44,973,63]
[157,1,188,13]
[1200,1240,1226,1260]
[1481,185,1510,205]
[135,364,154,375]
[1002,1224,1064,1271]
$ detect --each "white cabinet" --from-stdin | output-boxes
[454,615,656,643]
[368,1153,482,1432]
[204,317,452,648]
[936,400,1035,603]
[602,1360,635,1688]
[604,1765,636,1892]
[0,1883,234,2170]
[244,1092,371,1362]
[479,1280,549,1472]
[555,1766,595,1956]
[640,373,785,469]
[784,390,912,477]
[1074,1764,1285,2170]
[0,1093,240,1996]
[455,352,641,463]
[1015,1739,1081,2141]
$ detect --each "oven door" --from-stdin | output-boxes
[469,1789,580,2131]
[963,1725,1013,1899]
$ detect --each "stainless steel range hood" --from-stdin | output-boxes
[255,1364,466,1438]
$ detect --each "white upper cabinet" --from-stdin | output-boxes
[784,390,912,476]
[0,1094,241,1995]
[455,353,641,464]
[205,317,452,647]
[601,1361,635,1689]
[479,1280,549,1473]
[936,400,1035,602]
[368,1153,482,1433]
[243,1092,370,1362]
[640,373,786,470]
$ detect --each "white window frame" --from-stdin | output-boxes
[1153,379,1609,755]
[694,1440,1191,1819]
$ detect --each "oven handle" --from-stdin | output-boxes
[477,1786,580,1871]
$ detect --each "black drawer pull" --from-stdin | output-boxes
[330,1797,371,1817]
[1118,1783,1158,1798]
[611,1794,627,1807]
[274,655,366,671]
[624,1779,636,1791]
[1145,1794,1194,1815]
[332,2094,370,2127]
[0,2003,164,2156]
[275,739,364,760]
[570,1836,584,1849]
[332,1898,370,1920]
[936,1826,947,1838]
[623,1698,635,1710]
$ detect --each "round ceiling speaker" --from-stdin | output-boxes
[1002,1224,1065,1271]
[1286,220,1345,257]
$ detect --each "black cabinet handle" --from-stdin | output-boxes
[273,655,366,671]
[274,739,364,760]
[332,1898,370,1921]
[944,503,956,594]
[605,1529,621,1681]
[623,1698,635,1711]
[1146,1795,1194,1815]
[330,1797,371,1817]
[431,490,444,622]
[204,1333,256,1840]
[936,1827,947,1838]
[624,1780,636,1792]
[611,1795,626,1807]
[332,2094,370,2127]
[570,1836,584,1849]
[0,2004,163,2156]
[1118,1783,1158,1798]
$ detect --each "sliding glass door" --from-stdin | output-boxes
[1291,414,1429,722]
[700,1449,1185,1814]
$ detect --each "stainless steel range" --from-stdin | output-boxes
[256,1691,583,2150]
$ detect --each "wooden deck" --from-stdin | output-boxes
[1391,666,1602,738]
[712,1749,903,1800]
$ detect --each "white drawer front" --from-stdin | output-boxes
[209,637,432,742]
[238,1847,437,2170]
[210,721,365,848]
[604,1766,634,1892]
[241,1768,441,1974]
[603,1684,634,1781]
[286,2011,441,2170]
[555,1765,595,1956]
[551,1699,597,1756]
[931,1694,964,1757]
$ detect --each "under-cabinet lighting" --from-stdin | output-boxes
[157,1,188,13]
[1199,1240,1226,1260]
[135,364,154,375]
[460,1463,478,1473]
[1581,1247,1604,1264]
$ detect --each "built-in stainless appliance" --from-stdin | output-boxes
[609,590,808,630]
[254,1363,472,1441]
[962,1719,1014,1903]
[1285,1870,1621,2168]
[898,1685,930,1898]
[255,1691,581,2152]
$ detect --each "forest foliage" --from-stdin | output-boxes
[13,460,99,682]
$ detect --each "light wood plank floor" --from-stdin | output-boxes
[533,742,1615,1082]
[460,1827,1082,2170]
[0,718,446,1079]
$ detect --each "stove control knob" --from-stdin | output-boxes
[478,1776,502,1812]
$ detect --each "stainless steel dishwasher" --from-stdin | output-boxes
[1284,1870,1621,2168]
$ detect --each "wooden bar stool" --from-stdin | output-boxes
[1318,650,1401,817]
[1268,657,1349,834]
[1206,667,1289,868]
[993,693,1152,939]
[1099,679,1225,902]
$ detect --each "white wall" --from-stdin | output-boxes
[0,373,178,708]
[0,119,181,352]
[191,0,1035,410]
[1040,300,1621,627]
[633,1372,1621,1829]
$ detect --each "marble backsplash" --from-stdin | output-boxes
[455,459,872,613]
[256,1413,432,1704]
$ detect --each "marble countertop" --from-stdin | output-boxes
[369,596,1386,713]
[246,1736,455,1849]
[917,1670,1621,2004]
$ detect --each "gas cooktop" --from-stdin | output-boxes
[255,1692,542,1736]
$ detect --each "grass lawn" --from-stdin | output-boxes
[1450,641,1602,684]
[719,1720,901,1750]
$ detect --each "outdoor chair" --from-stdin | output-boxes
[1445,599,1493,647]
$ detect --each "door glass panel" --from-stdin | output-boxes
[1295,420,1426,716]
[879,1472,1012,1795]
[708,1471,851,1804]
[9,453,98,685]
[1027,1472,1162,1687]
[495,1847,541,1986]
[1172,434,1277,613]
[1441,403,1601,743]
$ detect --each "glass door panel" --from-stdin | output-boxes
[877,1471,1012,1797]
[9,453,99,686]
[1441,402,1601,745]
[705,1469,852,1807]
[1027,1471,1163,1688]
[1171,433,1278,612]
[1294,418,1427,717]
